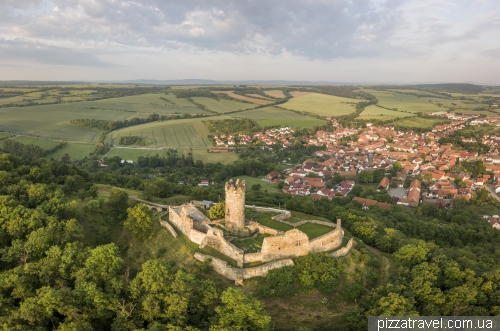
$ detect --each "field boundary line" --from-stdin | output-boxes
[182,126,193,145]
[172,127,180,146]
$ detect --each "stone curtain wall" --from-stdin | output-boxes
[160,221,178,238]
[245,205,291,220]
[260,229,311,262]
[194,253,294,281]
[168,206,193,236]
[330,238,355,257]
[225,180,246,232]
[200,228,245,266]
[309,229,344,253]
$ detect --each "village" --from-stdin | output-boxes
[212,112,500,230]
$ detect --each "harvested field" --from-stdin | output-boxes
[263,90,286,98]
[283,93,362,116]
[213,91,272,105]
[246,94,274,101]
[290,91,312,97]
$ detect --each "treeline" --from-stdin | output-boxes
[172,89,219,99]
[2,139,67,158]
[204,118,260,135]
[71,113,160,132]
[439,127,491,154]
[119,136,147,145]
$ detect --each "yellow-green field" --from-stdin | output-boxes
[46,143,95,160]
[392,117,444,128]
[191,97,256,113]
[366,90,444,113]
[358,105,415,120]
[282,93,361,116]
[107,118,214,148]
[13,136,63,149]
[231,106,327,128]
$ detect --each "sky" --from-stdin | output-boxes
[1,0,500,84]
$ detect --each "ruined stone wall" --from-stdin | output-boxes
[160,221,178,238]
[168,206,193,236]
[330,238,354,257]
[261,229,310,262]
[194,253,294,281]
[243,252,263,263]
[190,229,206,245]
[309,229,343,253]
[247,222,281,236]
[200,228,245,264]
[245,205,291,220]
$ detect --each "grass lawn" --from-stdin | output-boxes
[286,211,332,223]
[282,93,362,116]
[295,223,335,239]
[232,233,272,253]
[245,209,294,232]
[234,175,280,193]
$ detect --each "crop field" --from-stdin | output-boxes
[184,149,239,165]
[107,118,213,148]
[81,93,202,115]
[0,132,12,140]
[246,94,274,101]
[263,90,285,98]
[425,98,490,112]
[366,90,443,113]
[289,91,312,97]
[358,105,415,120]
[386,89,449,98]
[213,91,272,105]
[105,148,163,161]
[231,106,327,128]
[13,136,63,149]
[46,143,95,160]
[191,97,256,113]
[282,93,362,116]
[392,117,444,128]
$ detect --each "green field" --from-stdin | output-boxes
[232,233,272,253]
[107,118,214,148]
[46,143,95,160]
[295,223,335,239]
[13,136,63,149]
[105,148,163,161]
[367,90,443,113]
[231,107,327,128]
[0,132,12,140]
[183,149,239,165]
[234,175,281,192]
[191,97,257,113]
[245,209,294,232]
[392,117,444,128]
[282,93,362,116]
[359,105,415,120]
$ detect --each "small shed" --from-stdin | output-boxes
[201,200,215,210]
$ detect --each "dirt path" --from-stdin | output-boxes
[485,184,500,203]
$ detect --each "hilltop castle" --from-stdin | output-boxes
[166,179,353,282]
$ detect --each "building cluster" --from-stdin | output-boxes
[213,127,295,147]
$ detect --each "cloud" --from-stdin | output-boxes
[0,38,116,67]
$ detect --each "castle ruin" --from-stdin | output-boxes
[167,179,353,282]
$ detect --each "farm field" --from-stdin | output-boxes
[231,106,327,128]
[13,136,63,149]
[234,175,281,192]
[213,91,273,105]
[263,90,285,98]
[282,92,362,116]
[366,90,443,113]
[358,105,415,120]
[105,148,163,161]
[183,149,239,165]
[0,132,12,140]
[107,118,214,148]
[191,97,256,113]
[0,103,135,142]
[246,93,274,101]
[289,91,312,97]
[46,143,95,160]
[392,117,444,128]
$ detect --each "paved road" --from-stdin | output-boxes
[485,184,500,203]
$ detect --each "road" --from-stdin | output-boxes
[485,184,500,203]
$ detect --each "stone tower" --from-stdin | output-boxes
[225,179,246,233]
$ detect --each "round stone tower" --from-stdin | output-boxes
[225,179,246,233]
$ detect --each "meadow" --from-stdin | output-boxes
[231,106,327,128]
[282,92,361,116]
[358,105,415,120]
[191,97,256,113]
[107,118,214,149]
[392,117,444,128]
[366,90,443,113]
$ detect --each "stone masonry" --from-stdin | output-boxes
[225,179,246,234]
